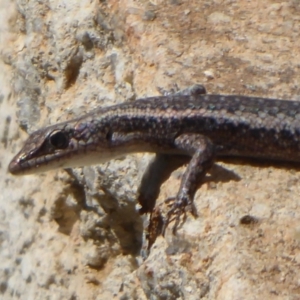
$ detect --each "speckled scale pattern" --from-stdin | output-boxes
[72,94,300,161]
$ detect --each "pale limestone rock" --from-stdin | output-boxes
[1,0,300,299]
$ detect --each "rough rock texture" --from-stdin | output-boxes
[1,0,300,299]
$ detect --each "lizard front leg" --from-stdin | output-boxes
[163,133,216,234]
[138,84,207,215]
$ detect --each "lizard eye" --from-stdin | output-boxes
[49,130,69,149]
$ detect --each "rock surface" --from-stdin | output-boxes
[1,0,300,299]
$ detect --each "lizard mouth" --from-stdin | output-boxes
[8,159,21,175]
[8,156,48,176]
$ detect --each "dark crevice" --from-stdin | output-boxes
[64,54,83,89]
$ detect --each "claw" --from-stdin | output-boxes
[162,202,187,235]
[162,191,197,235]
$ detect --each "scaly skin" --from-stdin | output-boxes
[9,90,300,238]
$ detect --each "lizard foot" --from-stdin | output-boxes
[162,193,197,235]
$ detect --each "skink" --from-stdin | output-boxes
[9,86,300,233]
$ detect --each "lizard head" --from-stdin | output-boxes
[9,123,76,175]
[8,118,114,175]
